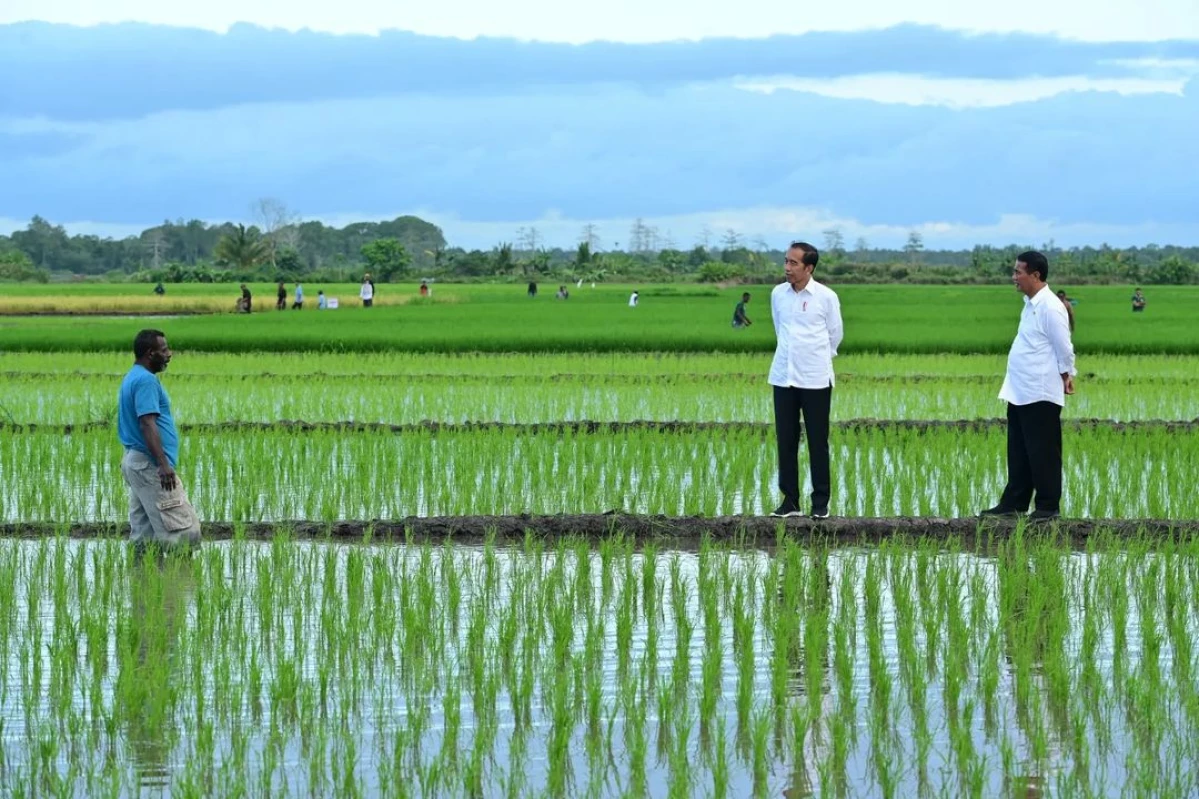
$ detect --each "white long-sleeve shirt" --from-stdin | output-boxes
[360,282,374,301]
[768,279,844,389]
[999,285,1076,407]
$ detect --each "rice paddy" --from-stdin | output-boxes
[2,532,1198,798]
[2,284,1197,796]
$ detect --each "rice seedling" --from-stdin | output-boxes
[2,518,1198,796]
[5,423,1199,522]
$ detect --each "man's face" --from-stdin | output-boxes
[146,336,172,374]
[784,249,812,283]
[1012,261,1037,293]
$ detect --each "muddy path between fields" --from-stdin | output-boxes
[6,419,1199,435]
[3,515,1197,548]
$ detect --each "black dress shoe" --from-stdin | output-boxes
[979,505,1020,518]
[1028,509,1060,522]
[770,502,804,518]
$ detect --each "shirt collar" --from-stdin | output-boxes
[1026,285,1053,306]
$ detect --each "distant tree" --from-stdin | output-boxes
[575,241,592,268]
[687,245,709,269]
[360,238,411,281]
[253,198,300,267]
[515,226,541,255]
[0,249,47,282]
[721,229,742,252]
[1151,254,1194,284]
[580,223,600,251]
[275,249,303,280]
[214,224,271,271]
[657,248,687,272]
[492,243,514,274]
[853,237,869,259]
[904,231,925,264]
[822,227,845,258]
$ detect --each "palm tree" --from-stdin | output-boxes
[214,224,270,271]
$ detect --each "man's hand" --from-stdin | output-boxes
[158,463,178,491]
[1062,374,1075,395]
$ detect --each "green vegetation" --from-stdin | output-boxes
[1,284,1197,354]
[4,423,1196,521]
[1,532,1197,797]
[3,353,1199,424]
[3,270,1196,796]
[4,213,1198,285]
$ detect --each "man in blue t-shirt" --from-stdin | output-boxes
[118,329,200,550]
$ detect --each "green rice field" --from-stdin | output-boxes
[1,282,1197,797]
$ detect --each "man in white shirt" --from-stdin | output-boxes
[360,274,375,308]
[981,251,1076,521]
[768,242,843,519]
[629,291,639,307]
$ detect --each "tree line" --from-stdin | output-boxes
[2,209,1198,285]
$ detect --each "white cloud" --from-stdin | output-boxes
[7,207,1194,250]
[733,74,1189,108]
[3,0,1198,42]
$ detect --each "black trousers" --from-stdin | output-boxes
[999,401,1063,513]
[773,386,832,509]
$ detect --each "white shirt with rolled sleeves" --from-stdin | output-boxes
[999,285,1076,407]
[768,279,844,389]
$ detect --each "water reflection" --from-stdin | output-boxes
[117,549,197,788]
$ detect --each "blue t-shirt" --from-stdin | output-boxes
[117,364,180,468]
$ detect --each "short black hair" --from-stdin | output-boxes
[741,292,751,299]
[133,329,165,359]
[1017,250,1049,281]
[789,241,819,267]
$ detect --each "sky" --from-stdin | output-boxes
[5,0,1198,41]
[2,2,1198,250]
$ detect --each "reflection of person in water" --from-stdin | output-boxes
[779,551,832,799]
[116,552,197,787]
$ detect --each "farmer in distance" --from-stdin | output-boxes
[732,292,752,328]
[117,329,201,554]
[981,251,1076,522]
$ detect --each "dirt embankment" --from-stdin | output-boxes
[5,419,1198,435]
[3,514,1197,547]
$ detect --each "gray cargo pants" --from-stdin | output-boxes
[120,450,202,547]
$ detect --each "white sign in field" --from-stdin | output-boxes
[327,298,339,309]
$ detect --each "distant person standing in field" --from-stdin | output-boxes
[237,284,252,313]
[732,292,752,328]
[1132,288,1146,312]
[118,330,201,554]
[981,251,1075,522]
[276,281,287,311]
[317,290,327,310]
[528,280,538,298]
[768,242,842,520]
[293,283,304,310]
[153,281,165,296]
[1056,290,1075,332]
[629,291,639,307]
[360,274,374,308]
[419,281,429,297]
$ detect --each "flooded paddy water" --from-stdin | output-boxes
[1,533,1196,798]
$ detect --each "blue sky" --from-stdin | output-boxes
[2,2,1198,249]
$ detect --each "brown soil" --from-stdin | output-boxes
[6,419,1198,435]
[2,515,1196,548]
